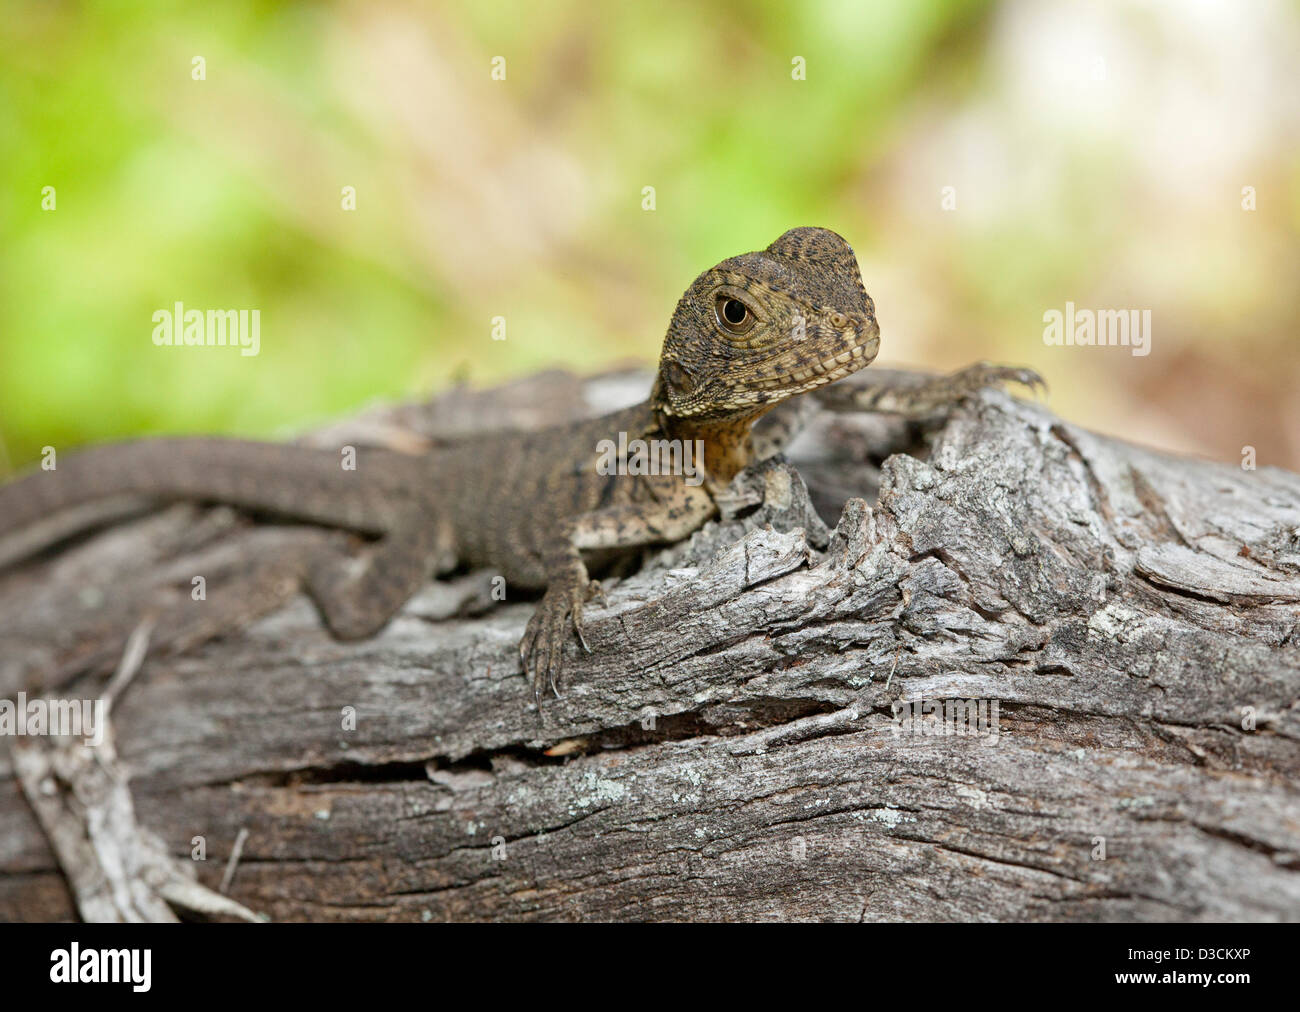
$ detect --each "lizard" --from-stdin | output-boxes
[0,226,1039,701]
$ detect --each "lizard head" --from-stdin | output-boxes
[653,226,880,421]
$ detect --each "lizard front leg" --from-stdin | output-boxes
[750,365,1044,462]
[813,362,1046,423]
[520,486,714,700]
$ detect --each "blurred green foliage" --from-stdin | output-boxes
[0,0,991,470]
[2,0,1298,473]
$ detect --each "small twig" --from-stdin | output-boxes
[884,643,903,690]
[219,828,251,895]
[727,704,862,755]
[103,617,155,711]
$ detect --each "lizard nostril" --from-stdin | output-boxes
[830,312,848,329]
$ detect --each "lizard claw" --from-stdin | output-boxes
[520,573,601,702]
[964,362,1047,398]
[1010,367,1048,398]
[573,580,606,654]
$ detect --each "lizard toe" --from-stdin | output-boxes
[546,601,568,697]
[573,618,591,654]
[1018,368,1048,397]
[520,610,549,702]
[959,362,1047,399]
[570,587,592,654]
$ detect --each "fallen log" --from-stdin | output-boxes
[1,368,1297,921]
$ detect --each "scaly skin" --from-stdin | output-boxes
[0,227,1038,701]
[446,226,880,696]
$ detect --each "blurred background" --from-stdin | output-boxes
[1,0,1298,474]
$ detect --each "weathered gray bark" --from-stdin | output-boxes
[1,368,1298,922]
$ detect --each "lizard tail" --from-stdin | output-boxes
[0,437,421,566]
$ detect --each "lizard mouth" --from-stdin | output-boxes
[753,320,881,395]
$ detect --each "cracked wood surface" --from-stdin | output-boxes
[1,368,1298,921]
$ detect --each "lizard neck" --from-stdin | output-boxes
[655,407,763,487]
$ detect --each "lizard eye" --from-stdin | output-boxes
[715,296,755,335]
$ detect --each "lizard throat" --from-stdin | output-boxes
[661,412,761,486]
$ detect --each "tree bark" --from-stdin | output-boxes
[1,368,1298,922]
